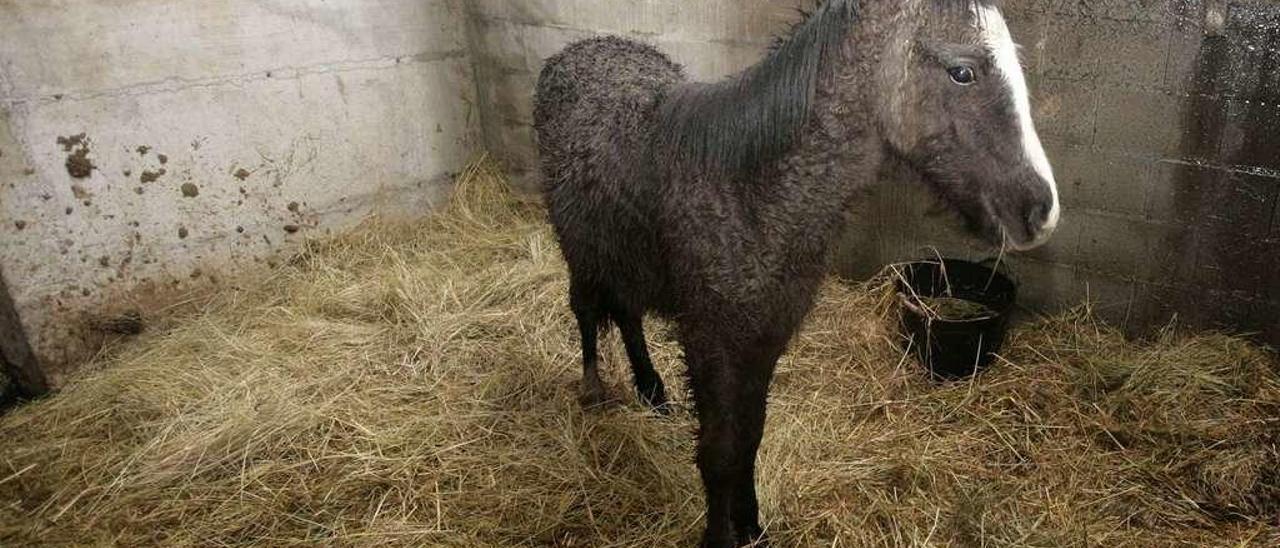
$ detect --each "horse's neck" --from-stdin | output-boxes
[755,126,882,247]
[768,47,881,185]
[656,0,853,178]
[658,0,883,247]
[730,54,885,265]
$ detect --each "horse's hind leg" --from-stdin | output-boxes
[570,278,609,408]
[613,312,669,413]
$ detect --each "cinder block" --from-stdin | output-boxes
[1163,25,1206,93]
[1094,88,1183,157]
[1255,299,1280,344]
[473,0,789,47]
[1186,229,1278,298]
[1225,2,1280,29]
[1073,270,1138,326]
[1073,212,1191,281]
[1031,78,1099,146]
[1177,170,1279,295]
[1220,100,1280,171]
[1126,283,1190,334]
[1130,284,1273,338]
[485,121,540,189]
[469,17,534,73]
[1040,16,1102,82]
[1149,163,1279,231]
[1171,16,1280,103]
[1085,0,1178,24]
[1208,171,1280,229]
[1,0,468,100]
[476,68,537,126]
[517,24,602,74]
[1013,259,1136,325]
[1054,145,1152,216]
[658,39,768,81]
[1093,19,1173,89]
[1001,0,1051,17]
[513,22,768,83]
[1037,0,1177,23]
[1218,34,1275,101]
[1273,201,1280,240]
[1172,94,1230,161]
[1145,160,1198,223]
[1008,259,1086,313]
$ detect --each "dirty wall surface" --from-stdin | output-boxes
[0,0,478,393]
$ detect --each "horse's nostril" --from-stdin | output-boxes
[1027,203,1050,229]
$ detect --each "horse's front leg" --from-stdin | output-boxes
[688,342,778,548]
[729,356,773,546]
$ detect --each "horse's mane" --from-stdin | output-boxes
[655,0,996,177]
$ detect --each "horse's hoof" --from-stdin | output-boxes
[578,385,616,410]
[739,534,769,548]
[698,538,764,548]
[698,537,733,548]
[736,523,768,547]
[638,381,669,413]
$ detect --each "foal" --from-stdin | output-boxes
[533,1,1058,546]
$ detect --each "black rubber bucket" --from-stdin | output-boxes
[895,259,1017,380]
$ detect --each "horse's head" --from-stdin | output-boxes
[873,0,1059,251]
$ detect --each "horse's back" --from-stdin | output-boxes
[533,36,682,187]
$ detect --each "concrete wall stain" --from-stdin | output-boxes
[1130,0,1280,339]
[139,169,165,183]
[57,133,95,178]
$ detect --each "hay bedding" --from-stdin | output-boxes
[2,159,1278,547]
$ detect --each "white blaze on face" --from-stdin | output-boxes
[978,5,1060,248]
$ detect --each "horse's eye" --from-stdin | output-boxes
[948,66,976,85]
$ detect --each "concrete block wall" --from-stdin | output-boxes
[1,0,478,394]
[836,0,1279,345]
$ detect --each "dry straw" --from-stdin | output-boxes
[2,158,1277,546]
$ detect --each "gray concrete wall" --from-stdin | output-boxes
[472,0,1278,346]
[0,0,478,393]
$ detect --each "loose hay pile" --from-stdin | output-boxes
[2,159,1278,547]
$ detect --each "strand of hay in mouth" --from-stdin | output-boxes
[2,157,1278,547]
